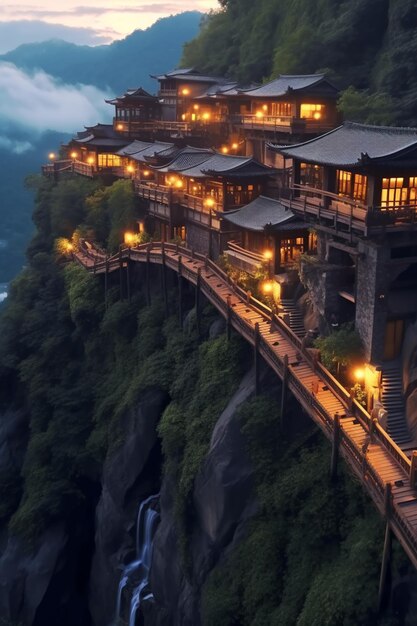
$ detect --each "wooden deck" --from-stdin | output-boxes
[74,241,417,569]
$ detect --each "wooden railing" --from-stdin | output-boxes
[41,159,73,176]
[226,241,264,274]
[281,185,417,234]
[75,240,411,472]
[134,181,171,205]
[73,161,94,178]
[74,239,417,567]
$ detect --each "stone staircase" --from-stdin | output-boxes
[280,298,306,337]
[381,364,412,447]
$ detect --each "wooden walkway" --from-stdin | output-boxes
[75,241,417,570]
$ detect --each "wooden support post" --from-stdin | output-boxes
[104,257,109,309]
[161,243,169,317]
[226,295,232,341]
[146,244,151,306]
[280,354,289,429]
[254,322,260,395]
[410,450,417,488]
[195,267,201,336]
[330,412,340,482]
[119,249,123,300]
[178,255,183,327]
[205,255,209,272]
[126,249,131,304]
[378,482,393,614]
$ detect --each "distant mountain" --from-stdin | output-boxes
[0,12,203,94]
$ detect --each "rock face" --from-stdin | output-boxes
[89,387,169,626]
[0,389,168,626]
[150,370,257,625]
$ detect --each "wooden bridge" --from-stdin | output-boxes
[74,240,417,592]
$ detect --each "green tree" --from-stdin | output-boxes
[314,325,363,375]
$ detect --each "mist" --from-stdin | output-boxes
[0,62,112,141]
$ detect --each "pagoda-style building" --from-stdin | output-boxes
[221,195,310,278]
[106,88,161,136]
[232,74,340,163]
[66,124,129,176]
[133,146,276,255]
[271,122,417,369]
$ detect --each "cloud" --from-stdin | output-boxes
[0,136,33,153]
[0,19,113,53]
[1,3,211,19]
[0,62,113,135]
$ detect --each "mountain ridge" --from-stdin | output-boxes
[0,11,203,94]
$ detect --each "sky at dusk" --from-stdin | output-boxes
[0,1,219,50]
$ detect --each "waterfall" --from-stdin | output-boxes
[114,494,159,626]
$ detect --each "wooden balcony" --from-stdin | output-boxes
[226,241,264,275]
[41,159,73,177]
[280,185,417,236]
[134,181,171,204]
[113,117,226,137]
[73,161,94,178]
[231,114,334,135]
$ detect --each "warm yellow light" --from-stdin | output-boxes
[175,180,183,188]
[87,157,94,165]
[116,123,124,130]
[192,185,197,192]
[70,151,77,159]
[48,152,56,160]
[143,170,150,177]
[205,197,215,208]
[202,112,210,120]
[255,110,264,119]
[354,367,365,381]
[313,111,322,120]
[262,280,273,294]
[66,242,74,252]
[263,249,273,261]
[181,88,190,96]
[126,165,134,173]
[124,232,135,245]
[231,142,239,150]
[262,104,268,111]
[193,104,199,110]
[181,114,186,121]
[221,146,229,154]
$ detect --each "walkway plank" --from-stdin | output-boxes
[74,242,417,570]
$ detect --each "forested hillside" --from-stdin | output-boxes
[182,0,417,125]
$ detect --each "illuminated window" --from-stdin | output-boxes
[409,177,417,206]
[271,102,292,117]
[300,104,325,120]
[98,154,121,168]
[353,174,367,203]
[337,170,352,196]
[300,163,323,188]
[381,177,407,208]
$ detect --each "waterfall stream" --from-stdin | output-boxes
[114,494,159,626]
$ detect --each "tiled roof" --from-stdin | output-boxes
[242,74,337,98]
[271,122,417,167]
[129,141,177,163]
[153,147,214,173]
[106,87,158,105]
[152,68,227,84]
[222,196,304,232]
[194,82,239,99]
[117,140,154,156]
[75,136,128,148]
[82,124,120,138]
[154,153,275,179]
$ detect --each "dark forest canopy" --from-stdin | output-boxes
[182,0,417,126]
